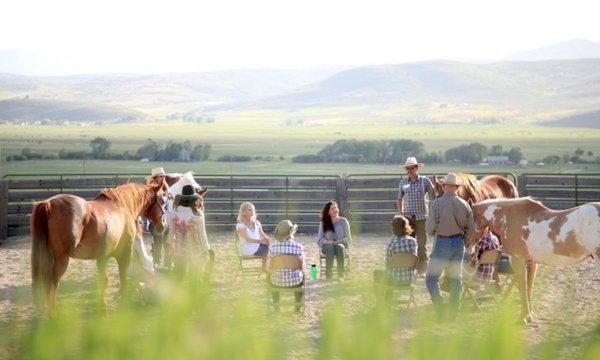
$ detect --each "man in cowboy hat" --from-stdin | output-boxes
[397,156,435,275]
[424,172,476,321]
[268,220,305,312]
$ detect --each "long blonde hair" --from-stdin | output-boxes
[237,202,256,224]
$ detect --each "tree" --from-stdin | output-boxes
[137,139,161,160]
[575,148,585,156]
[489,145,504,156]
[587,151,593,157]
[507,147,523,164]
[89,137,111,158]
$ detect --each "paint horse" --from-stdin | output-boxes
[432,173,519,204]
[30,179,168,313]
[470,197,600,323]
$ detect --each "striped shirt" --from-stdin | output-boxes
[386,235,418,285]
[398,175,435,220]
[269,240,304,287]
[469,234,501,283]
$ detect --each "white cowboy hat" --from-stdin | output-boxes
[179,172,208,195]
[402,157,424,170]
[438,173,463,186]
[274,219,298,241]
[151,167,166,176]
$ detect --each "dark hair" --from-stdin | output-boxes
[391,215,412,237]
[320,201,337,233]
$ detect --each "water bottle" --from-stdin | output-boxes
[310,264,318,280]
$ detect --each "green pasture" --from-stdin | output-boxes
[1,119,600,177]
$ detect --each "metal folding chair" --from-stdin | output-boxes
[463,249,502,312]
[375,252,418,309]
[319,247,351,278]
[233,230,264,280]
[266,255,306,315]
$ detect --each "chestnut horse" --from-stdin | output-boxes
[432,173,519,204]
[30,180,168,313]
[469,197,600,324]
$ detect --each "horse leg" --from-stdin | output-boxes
[47,255,70,314]
[511,256,531,324]
[97,257,109,314]
[116,248,133,302]
[526,260,538,320]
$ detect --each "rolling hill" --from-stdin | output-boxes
[0,97,145,123]
[506,39,600,61]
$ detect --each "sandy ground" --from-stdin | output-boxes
[1,233,599,358]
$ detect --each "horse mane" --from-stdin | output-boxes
[96,183,156,214]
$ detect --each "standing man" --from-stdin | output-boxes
[397,156,435,275]
[425,173,476,321]
[147,167,171,268]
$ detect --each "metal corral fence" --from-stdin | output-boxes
[1,172,599,240]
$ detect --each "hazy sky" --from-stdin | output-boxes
[1,0,599,74]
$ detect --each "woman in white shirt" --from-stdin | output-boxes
[236,202,271,271]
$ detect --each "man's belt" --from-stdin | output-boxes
[438,233,463,238]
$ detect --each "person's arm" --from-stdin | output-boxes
[425,177,435,202]
[317,223,325,248]
[397,195,404,214]
[257,221,271,244]
[236,224,261,244]
[341,218,352,248]
[425,201,437,236]
[464,206,477,242]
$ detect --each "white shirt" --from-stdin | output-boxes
[236,221,263,256]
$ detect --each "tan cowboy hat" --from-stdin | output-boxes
[402,157,424,170]
[438,172,463,186]
[274,219,298,241]
[151,167,166,176]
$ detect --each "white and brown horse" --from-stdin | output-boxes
[470,197,600,323]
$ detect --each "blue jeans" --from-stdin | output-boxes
[425,236,465,318]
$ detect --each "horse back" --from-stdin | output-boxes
[480,175,518,199]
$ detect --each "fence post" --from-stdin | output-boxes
[335,178,349,217]
[0,181,8,240]
[517,174,527,197]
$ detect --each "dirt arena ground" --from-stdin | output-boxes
[1,233,599,358]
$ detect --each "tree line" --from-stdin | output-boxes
[292,139,524,164]
[6,137,211,162]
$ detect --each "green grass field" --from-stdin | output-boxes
[2,118,600,177]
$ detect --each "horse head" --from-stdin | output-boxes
[144,180,169,234]
[431,175,444,198]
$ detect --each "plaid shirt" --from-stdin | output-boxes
[398,175,434,220]
[269,240,304,287]
[469,234,501,283]
[386,235,418,285]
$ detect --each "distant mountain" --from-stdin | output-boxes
[0,97,144,123]
[214,59,600,111]
[542,110,600,128]
[506,39,600,61]
[0,68,345,112]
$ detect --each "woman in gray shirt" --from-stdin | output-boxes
[317,201,352,279]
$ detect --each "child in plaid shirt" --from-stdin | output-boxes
[374,215,418,296]
[467,227,501,284]
[269,220,304,312]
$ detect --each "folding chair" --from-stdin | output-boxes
[463,249,502,312]
[266,255,306,315]
[496,254,515,303]
[319,247,351,279]
[375,252,418,309]
[233,230,264,280]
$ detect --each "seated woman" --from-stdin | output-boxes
[466,226,501,286]
[317,201,352,280]
[268,220,304,312]
[374,215,418,301]
[236,202,271,271]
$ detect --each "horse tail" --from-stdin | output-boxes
[498,176,519,198]
[30,200,54,308]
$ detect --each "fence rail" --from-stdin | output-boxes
[1,172,599,239]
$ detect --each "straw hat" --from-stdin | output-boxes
[274,219,298,241]
[151,167,166,176]
[438,173,463,186]
[402,157,424,170]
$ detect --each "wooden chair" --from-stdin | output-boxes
[319,247,351,279]
[375,252,418,309]
[463,249,502,312]
[266,255,306,315]
[233,230,264,280]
